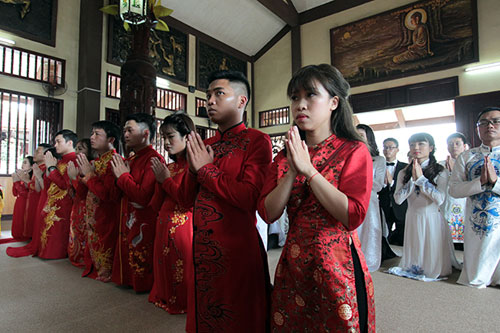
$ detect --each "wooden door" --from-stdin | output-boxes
[454,90,500,148]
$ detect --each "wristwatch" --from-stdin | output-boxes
[48,166,57,172]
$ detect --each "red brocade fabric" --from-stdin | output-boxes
[67,178,88,267]
[112,145,163,292]
[258,134,376,332]
[36,152,78,259]
[23,176,41,238]
[82,150,121,282]
[177,123,272,333]
[6,164,47,258]
[11,181,29,239]
[148,157,193,314]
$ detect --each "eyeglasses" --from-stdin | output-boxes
[476,118,500,127]
[383,146,397,150]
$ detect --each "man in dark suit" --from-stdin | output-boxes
[378,138,408,246]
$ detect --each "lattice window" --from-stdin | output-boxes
[105,73,187,113]
[196,126,217,141]
[269,133,286,159]
[105,108,121,126]
[0,45,65,86]
[157,87,186,112]
[106,73,121,99]
[259,106,290,128]
[0,89,61,174]
[196,97,208,117]
[34,99,62,150]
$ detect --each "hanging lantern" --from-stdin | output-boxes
[119,0,148,25]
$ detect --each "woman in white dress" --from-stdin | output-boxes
[356,124,385,271]
[390,133,456,280]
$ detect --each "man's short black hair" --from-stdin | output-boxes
[207,70,251,103]
[38,143,53,152]
[125,113,156,141]
[383,137,399,148]
[55,129,78,148]
[476,106,500,123]
[92,120,122,149]
[447,132,467,145]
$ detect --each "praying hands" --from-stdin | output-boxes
[186,132,214,173]
[151,157,170,183]
[111,154,130,178]
[480,155,498,185]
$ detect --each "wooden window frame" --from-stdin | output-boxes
[259,106,290,128]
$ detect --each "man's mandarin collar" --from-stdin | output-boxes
[480,144,500,153]
[215,122,246,140]
[61,152,76,161]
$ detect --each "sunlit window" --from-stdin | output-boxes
[0,90,61,174]
[354,100,456,161]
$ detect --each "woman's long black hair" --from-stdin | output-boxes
[287,64,363,142]
[76,138,94,161]
[403,132,444,185]
[356,124,379,157]
[25,155,34,179]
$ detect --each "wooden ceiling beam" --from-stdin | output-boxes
[353,115,360,126]
[368,116,456,132]
[299,0,374,25]
[256,0,299,27]
[395,109,406,128]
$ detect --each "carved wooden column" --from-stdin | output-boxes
[119,22,157,125]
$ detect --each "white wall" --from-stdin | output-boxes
[300,0,500,96]
[0,0,81,130]
[253,32,292,135]
[252,0,500,136]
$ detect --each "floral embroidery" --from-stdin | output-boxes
[295,294,305,307]
[338,304,353,321]
[94,150,114,175]
[128,243,151,277]
[90,244,113,281]
[270,134,375,332]
[273,312,284,326]
[40,163,69,249]
[471,192,500,238]
[168,209,189,235]
[174,259,184,282]
[423,179,437,193]
[290,244,300,258]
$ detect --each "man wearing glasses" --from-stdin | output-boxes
[378,138,408,247]
[450,106,500,288]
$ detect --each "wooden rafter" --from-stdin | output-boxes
[256,0,298,26]
[353,115,360,126]
[369,116,455,132]
[394,109,406,128]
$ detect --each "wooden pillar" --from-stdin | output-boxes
[77,0,103,137]
[119,23,157,126]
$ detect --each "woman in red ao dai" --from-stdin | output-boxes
[258,64,376,332]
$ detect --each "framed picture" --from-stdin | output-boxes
[107,15,188,85]
[197,40,247,91]
[0,0,58,46]
[330,0,478,87]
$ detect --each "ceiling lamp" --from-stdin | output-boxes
[119,0,147,25]
[464,62,500,73]
[0,37,15,45]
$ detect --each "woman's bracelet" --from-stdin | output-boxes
[307,172,320,185]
